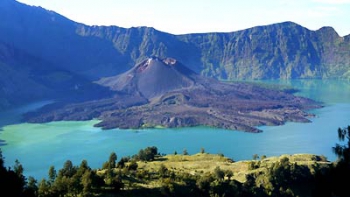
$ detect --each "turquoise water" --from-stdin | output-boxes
[0,79,349,180]
[0,100,53,131]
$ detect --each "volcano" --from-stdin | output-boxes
[97,57,197,99]
[25,57,322,132]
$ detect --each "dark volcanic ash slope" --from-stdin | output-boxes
[97,57,197,99]
[25,57,321,132]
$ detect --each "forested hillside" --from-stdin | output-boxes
[1,125,350,197]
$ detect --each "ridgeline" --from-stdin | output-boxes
[0,0,350,109]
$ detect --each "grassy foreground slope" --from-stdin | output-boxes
[2,125,350,197]
[0,146,341,197]
[118,152,330,188]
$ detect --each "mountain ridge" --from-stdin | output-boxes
[0,41,112,110]
[0,0,350,109]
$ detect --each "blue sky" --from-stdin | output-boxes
[17,0,350,36]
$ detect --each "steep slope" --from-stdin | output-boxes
[25,57,321,132]
[0,0,127,79]
[75,25,203,73]
[1,0,349,83]
[79,22,350,80]
[97,57,197,99]
[0,41,112,110]
[179,22,350,79]
[0,0,349,111]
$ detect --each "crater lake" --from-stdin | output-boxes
[0,79,349,180]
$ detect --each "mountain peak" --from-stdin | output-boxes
[148,56,177,65]
[136,57,179,73]
[317,26,339,37]
[97,57,197,99]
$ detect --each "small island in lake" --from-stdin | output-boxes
[25,57,321,132]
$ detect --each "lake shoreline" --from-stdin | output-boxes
[0,79,348,180]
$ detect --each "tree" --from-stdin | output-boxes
[214,166,225,181]
[14,159,24,177]
[117,157,130,168]
[147,146,158,156]
[13,159,26,190]
[0,150,28,197]
[69,173,83,195]
[79,160,89,170]
[333,125,350,162]
[183,149,188,155]
[81,171,93,195]
[244,173,256,188]
[159,164,168,177]
[269,157,291,188]
[127,160,138,171]
[0,149,4,168]
[109,152,117,168]
[137,149,146,161]
[24,176,38,197]
[38,179,51,197]
[330,125,350,197]
[196,175,214,192]
[311,126,350,197]
[59,160,76,177]
[253,154,259,160]
[77,160,90,177]
[48,166,56,184]
[200,147,205,154]
[226,170,233,180]
[136,146,158,161]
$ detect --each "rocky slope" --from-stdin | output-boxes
[0,0,349,109]
[1,0,349,81]
[25,57,321,132]
[0,41,112,110]
[97,57,197,99]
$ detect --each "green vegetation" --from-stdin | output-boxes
[3,1,350,109]
[1,125,350,196]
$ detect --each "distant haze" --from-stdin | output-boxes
[1,0,350,110]
[16,0,350,36]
